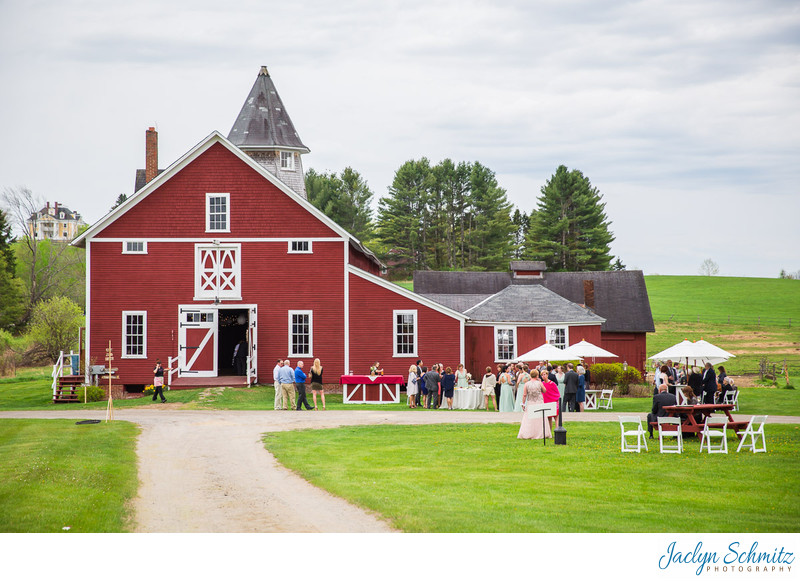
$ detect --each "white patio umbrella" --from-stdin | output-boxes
[649,339,734,368]
[561,339,618,360]
[515,343,567,362]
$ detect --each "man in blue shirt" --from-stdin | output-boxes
[278,359,296,410]
[294,360,313,410]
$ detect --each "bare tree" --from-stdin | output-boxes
[1,186,85,325]
[699,258,720,276]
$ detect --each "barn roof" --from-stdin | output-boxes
[421,285,605,324]
[227,66,309,153]
[414,269,654,332]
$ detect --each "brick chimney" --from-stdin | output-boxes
[583,279,595,310]
[145,127,158,184]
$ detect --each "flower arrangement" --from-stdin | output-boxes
[143,385,155,396]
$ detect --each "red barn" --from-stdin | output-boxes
[73,68,465,391]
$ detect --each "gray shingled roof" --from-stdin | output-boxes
[417,293,493,313]
[541,270,655,333]
[227,66,309,152]
[509,260,546,271]
[134,169,164,193]
[413,269,654,332]
[461,285,605,324]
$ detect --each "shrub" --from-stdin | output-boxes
[28,296,84,361]
[78,385,106,402]
[589,363,623,388]
[618,366,643,395]
[143,385,155,396]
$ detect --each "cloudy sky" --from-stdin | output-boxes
[1,0,797,277]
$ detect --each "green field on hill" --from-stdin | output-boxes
[645,276,800,377]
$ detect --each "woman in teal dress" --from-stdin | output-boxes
[514,365,532,412]
[499,367,516,412]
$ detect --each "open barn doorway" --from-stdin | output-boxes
[217,308,249,376]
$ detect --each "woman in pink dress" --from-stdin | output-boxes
[517,369,552,439]
[541,373,560,433]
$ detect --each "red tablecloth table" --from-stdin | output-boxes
[340,375,404,404]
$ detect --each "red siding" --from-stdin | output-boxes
[89,239,347,386]
[348,244,381,275]
[97,143,339,239]
[348,272,462,377]
[600,332,648,372]
[465,323,605,377]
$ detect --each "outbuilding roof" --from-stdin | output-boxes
[413,269,654,332]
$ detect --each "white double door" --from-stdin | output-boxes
[178,304,257,378]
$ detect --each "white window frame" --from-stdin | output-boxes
[122,311,147,359]
[288,240,312,254]
[392,310,418,357]
[494,326,517,362]
[206,193,230,233]
[288,310,313,357]
[122,240,147,254]
[280,151,295,171]
[194,243,242,300]
[546,325,569,350]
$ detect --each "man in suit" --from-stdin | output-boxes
[702,362,717,404]
[647,384,678,438]
[563,363,579,413]
[423,364,441,409]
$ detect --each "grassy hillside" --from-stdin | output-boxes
[645,275,800,325]
[645,276,800,377]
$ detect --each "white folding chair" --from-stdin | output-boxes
[736,415,768,453]
[700,414,728,454]
[676,389,687,406]
[598,389,613,410]
[619,416,648,453]
[723,389,739,412]
[657,417,683,454]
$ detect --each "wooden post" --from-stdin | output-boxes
[105,341,114,422]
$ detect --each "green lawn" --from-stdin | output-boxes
[264,422,800,533]
[0,419,139,532]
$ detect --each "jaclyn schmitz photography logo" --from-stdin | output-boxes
[658,540,794,576]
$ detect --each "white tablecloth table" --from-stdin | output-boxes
[449,387,484,410]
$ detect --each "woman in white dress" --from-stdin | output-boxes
[518,369,551,439]
[406,363,418,408]
[480,366,497,411]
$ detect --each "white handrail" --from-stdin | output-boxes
[51,350,65,399]
[168,355,179,385]
[246,355,252,387]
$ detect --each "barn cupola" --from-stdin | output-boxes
[509,260,546,279]
[228,66,310,198]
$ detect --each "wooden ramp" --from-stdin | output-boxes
[168,375,251,390]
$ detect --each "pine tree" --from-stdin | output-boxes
[305,167,374,243]
[467,162,514,271]
[524,165,614,271]
[0,208,15,275]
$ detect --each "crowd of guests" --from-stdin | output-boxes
[651,360,735,405]
[272,358,327,411]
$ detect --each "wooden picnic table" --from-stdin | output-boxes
[661,403,747,439]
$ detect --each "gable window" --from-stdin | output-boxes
[495,327,516,362]
[206,193,230,232]
[289,311,312,357]
[546,326,569,350]
[280,151,295,170]
[195,244,241,300]
[393,310,417,357]
[288,240,311,253]
[122,311,147,358]
[123,241,147,254]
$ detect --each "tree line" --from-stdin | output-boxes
[306,161,620,277]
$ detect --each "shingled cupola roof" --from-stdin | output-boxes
[227,66,310,153]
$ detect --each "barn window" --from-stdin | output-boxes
[122,311,147,358]
[123,241,147,254]
[495,327,516,362]
[206,193,230,232]
[288,240,311,253]
[393,310,417,357]
[289,311,312,357]
[194,244,241,300]
[546,326,569,350]
[280,151,295,170]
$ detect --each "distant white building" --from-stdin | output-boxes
[27,202,86,241]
